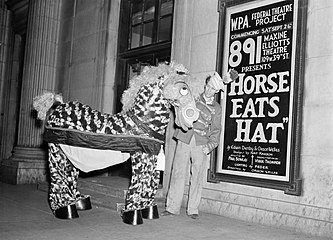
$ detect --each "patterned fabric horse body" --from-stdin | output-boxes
[33,63,199,222]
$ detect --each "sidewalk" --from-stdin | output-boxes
[0,182,331,240]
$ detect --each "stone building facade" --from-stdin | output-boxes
[0,0,332,238]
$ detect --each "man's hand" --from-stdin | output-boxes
[202,145,210,155]
[223,69,239,84]
[229,69,239,81]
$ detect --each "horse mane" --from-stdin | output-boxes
[121,62,201,112]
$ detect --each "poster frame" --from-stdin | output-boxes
[208,0,307,195]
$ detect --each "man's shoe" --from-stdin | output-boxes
[188,214,199,219]
[160,210,175,216]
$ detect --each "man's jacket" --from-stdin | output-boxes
[173,94,222,153]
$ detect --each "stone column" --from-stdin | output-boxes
[1,0,61,184]
[163,0,194,196]
[0,0,14,158]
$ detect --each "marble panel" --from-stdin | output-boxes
[301,107,333,157]
[306,7,333,59]
[202,184,333,221]
[303,56,333,106]
[70,88,94,106]
[0,159,47,184]
[190,33,218,73]
[72,34,98,64]
[60,17,73,43]
[300,159,333,208]
[17,168,47,184]
[109,0,120,32]
[56,66,70,95]
[70,61,95,90]
[206,180,265,197]
[76,0,104,13]
[60,0,75,19]
[192,0,219,37]
[57,41,71,68]
[101,85,114,113]
[74,8,99,39]
[200,198,333,238]
[308,0,333,11]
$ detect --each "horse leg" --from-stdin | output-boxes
[48,143,82,219]
[122,152,160,224]
[122,152,147,225]
[141,154,160,219]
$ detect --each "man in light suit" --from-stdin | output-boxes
[162,69,238,219]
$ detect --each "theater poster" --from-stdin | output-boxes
[209,0,306,195]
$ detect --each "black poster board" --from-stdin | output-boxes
[208,0,307,195]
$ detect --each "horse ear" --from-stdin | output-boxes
[142,65,151,73]
[172,62,189,75]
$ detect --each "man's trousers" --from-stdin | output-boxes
[166,137,207,215]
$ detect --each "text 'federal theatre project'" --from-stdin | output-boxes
[216,0,299,183]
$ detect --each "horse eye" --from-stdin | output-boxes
[180,87,189,96]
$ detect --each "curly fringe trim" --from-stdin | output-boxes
[121,61,202,112]
[33,92,63,120]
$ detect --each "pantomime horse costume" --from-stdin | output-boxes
[33,62,200,225]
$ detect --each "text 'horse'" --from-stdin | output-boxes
[33,62,199,225]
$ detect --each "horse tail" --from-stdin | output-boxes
[33,92,63,120]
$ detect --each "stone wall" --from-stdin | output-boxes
[170,0,333,237]
[57,0,119,112]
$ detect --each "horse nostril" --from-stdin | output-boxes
[186,108,195,117]
[183,107,199,121]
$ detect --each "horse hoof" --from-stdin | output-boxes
[75,195,92,211]
[122,209,143,225]
[54,204,79,219]
[142,204,159,219]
